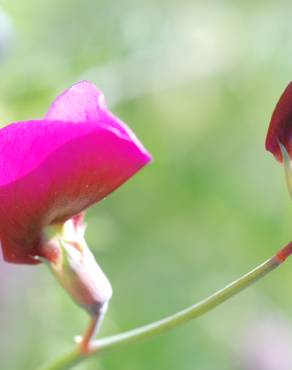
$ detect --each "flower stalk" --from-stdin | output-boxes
[37,242,292,370]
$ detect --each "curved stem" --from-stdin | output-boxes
[37,242,292,370]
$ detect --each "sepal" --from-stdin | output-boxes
[45,219,112,316]
[280,143,292,199]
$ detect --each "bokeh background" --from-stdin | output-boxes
[1,1,292,369]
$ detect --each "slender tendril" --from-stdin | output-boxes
[37,242,292,370]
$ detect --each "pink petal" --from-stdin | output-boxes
[46,81,105,123]
[0,82,151,264]
[46,81,149,158]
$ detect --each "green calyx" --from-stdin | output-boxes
[45,219,113,316]
[280,143,292,199]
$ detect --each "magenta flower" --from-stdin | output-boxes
[0,81,151,265]
[266,82,292,161]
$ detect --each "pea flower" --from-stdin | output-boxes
[0,81,152,351]
[266,82,292,197]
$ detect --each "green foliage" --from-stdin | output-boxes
[1,1,292,369]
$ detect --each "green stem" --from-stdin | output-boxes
[37,243,292,370]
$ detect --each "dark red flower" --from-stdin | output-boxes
[266,82,292,161]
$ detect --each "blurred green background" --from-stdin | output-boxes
[1,1,292,369]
